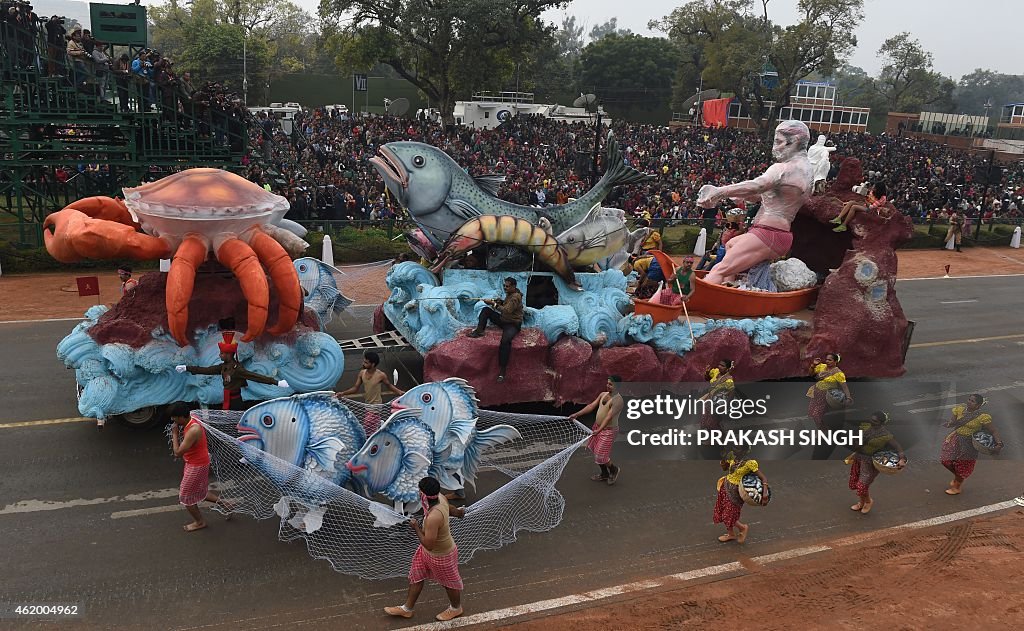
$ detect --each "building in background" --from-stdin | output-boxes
[724,81,870,133]
[453,92,611,130]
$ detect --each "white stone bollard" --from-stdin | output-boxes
[1011,226,1021,249]
[322,234,335,266]
[693,228,707,257]
[159,259,171,272]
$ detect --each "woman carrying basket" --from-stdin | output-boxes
[845,411,906,514]
[941,394,1003,495]
[806,353,852,430]
[700,359,736,431]
[713,446,769,544]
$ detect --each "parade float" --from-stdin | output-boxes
[372,125,915,407]
[45,169,346,427]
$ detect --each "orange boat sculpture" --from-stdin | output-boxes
[632,250,818,321]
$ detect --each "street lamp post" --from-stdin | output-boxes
[242,30,247,107]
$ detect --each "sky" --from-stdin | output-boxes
[290,0,1020,81]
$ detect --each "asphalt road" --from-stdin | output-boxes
[1,276,1022,630]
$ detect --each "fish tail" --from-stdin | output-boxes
[599,132,651,189]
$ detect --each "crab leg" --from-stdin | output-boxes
[215,237,269,342]
[248,227,302,336]
[43,207,170,263]
[165,234,209,346]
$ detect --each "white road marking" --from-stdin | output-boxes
[110,504,185,519]
[1,488,180,515]
[405,498,1019,630]
[0,316,86,324]
[0,417,93,429]
[939,300,978,304]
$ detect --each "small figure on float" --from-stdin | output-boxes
[650,255,696,306]
[696,120,813,285]
[117,265,138,297]
[832,182,890,232]
[175,321,289,410]
[806,134,836,194]
[465,277,524,383]
[940,394,1003,495]
[844,411,906,514]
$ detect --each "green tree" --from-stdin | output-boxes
[655,0,864,133]
[320,0,567,125]
[149,0,318,104]
[579,33,680,119]
[955,69,1024,123]
[588,17,632,42]
[873,32,954,113]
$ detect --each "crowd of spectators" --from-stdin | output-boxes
[246,110,1024,229]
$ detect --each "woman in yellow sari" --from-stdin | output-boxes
[806,353,852,430]
[846,411,906,514]
[941,394,1003,495]
[700,359,735,431]
[713,446,768,544]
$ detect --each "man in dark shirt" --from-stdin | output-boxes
[45,16,67,77]
[175,331,289,410]
[466,277,524,382]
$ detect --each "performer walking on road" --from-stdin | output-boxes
[846,411,906,514]
[941,394,1003,495]
[385,477,467,622]
[570,376,624,486]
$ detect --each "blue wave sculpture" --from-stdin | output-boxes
[382,262,806,356]
[57,308,345,420]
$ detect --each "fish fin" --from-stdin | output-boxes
[600,132,652,188]
[600,250,628,271]
[447,199,482,222]
[461,424,522,488]
[404,450,432,468]
[436,467,464,491]
[472,174,506,197]
[446,417,476,450]
[333,293,355,313]
[306,436,346,473]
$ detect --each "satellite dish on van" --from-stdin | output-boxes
[573,93,598,109]
[385,98,411,116]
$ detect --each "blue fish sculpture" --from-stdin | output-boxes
[345,409,436,512]
[294,257,353,328]
[347,408,522,510]
[391,378,479,458]
[237,392,367,487]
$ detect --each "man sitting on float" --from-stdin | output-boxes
[696,120,813,286]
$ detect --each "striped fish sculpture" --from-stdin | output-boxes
[431,215,581,290]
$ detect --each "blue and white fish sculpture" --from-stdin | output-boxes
[294,257,353,328]
[237,392,367,487]
[391,378,479,457]
[345,409,436,510]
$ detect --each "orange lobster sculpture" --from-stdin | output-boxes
[43,169,305,346]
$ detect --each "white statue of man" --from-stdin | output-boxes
[696,120,813,285]
[806,134,836,193]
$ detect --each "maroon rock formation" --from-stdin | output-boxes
[89,265,300,348]
[419,157,914,405]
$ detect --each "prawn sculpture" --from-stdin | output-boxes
[43,169,308,346]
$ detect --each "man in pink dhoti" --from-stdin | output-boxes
[570,376,624,486]
[696,120,813,285]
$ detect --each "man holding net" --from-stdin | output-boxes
[385,476,467,621]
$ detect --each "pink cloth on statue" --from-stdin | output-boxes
[747,224,793,257]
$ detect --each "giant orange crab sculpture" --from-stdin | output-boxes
[44,168,305,346]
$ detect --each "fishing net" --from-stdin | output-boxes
[195,400,591,580]
[332,259,393,306]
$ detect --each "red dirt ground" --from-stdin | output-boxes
[500,510,1024,631]
[2,248,1023,322]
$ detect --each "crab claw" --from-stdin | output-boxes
[249,228,302,336]
[43,206,170,263]
[64,196,139,228]
[215,237,269,342]
[166,234,209,346]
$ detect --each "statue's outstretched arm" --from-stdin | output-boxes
[697,166,781,208]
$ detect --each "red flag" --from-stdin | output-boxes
[76,276,100,297]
